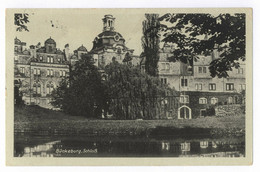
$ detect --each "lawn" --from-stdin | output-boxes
[14,105,245,136]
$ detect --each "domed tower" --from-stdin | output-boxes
[91,15,127,52]
[77,45,88,59]
[90,15,135,67]
[45,37,56,54]
[102,14,115,31]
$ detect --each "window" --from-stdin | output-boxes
[239,84,246,91]
[33,83,41,95]
[15,46,18,51]
[228,97,233,104]
[14,56,18,61]
[50,57,54,63]
[161,63,166,70]
[180,95,189,103]
[49,46,53,52]
[203,67,206,73]
[37,69,41,75]
[60,70,66,77]
[161,78,167,85]
[209,83,216,90]
[226,83,234,91]
[47,56,54,63]
[166,63,170,70]
[211,97,218,104]
[238,68,244,74]
[195,83,202,90]
[20,67,25,74]
[117,48,122,54]
[34,68,41,76]
[46,84,54,94]
[39,56,43,61]
[198,66,207,73]
[181,78,188,87]
[57,58,61,62]
[199,67,202,73]
[47,69,50,76]
[50,69,54,76]
[199,97,207,104]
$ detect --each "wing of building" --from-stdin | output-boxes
[14,37,70,108]
[141,42,246,119]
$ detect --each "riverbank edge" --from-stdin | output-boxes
[14,125,245,138]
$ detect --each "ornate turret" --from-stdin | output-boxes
[102,14,115,31]
[91,15,126,52]
[45,37,56,53]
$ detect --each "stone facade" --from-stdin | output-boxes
[14,37,70,108]
[89,15,140,68]
[141,43,246,119]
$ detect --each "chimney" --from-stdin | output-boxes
[29,45,36,58]
[64,44,70,61]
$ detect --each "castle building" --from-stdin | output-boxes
[14,37,70,108]
[141,42,245,119]
[161,43,245,119]
[89,15,139,68]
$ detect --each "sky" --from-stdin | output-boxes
[15,9,148,55]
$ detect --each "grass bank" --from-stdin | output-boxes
[14,105,245,137]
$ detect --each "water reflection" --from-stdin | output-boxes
[14,136,245,157]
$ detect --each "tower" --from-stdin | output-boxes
[102,15,115,31]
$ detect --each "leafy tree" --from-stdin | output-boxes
[14,13,29,32]
[142,14,161,76]
[104,61,176,119]
[51,54,104,117]
[159,13,245,78]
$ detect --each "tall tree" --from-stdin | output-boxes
[51,54,104,117]
[142,14,161,77]
[159,13,245,78]
[104,61,175,119]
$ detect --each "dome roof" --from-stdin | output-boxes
[15,37,21,45]
[22,49,30,55]
[97,31,123,38]
[45,37,56,44]
[77,45,88,52]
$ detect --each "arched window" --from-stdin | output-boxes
[211,97,218,105]
[46,83,54,95]
[33,83,37,93]
[37,83,41,94]
[228,97,233,104]
[33,82,41,94]
[199,97,207,104]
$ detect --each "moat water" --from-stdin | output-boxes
[14,134,245,157]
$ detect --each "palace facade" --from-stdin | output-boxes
[14,37,70,108]
[14,14,246,119]
[142,42,246,119]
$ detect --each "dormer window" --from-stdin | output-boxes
[49,46,53,52]
[47,56,54,63]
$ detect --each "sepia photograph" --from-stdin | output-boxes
[5,8,252,165]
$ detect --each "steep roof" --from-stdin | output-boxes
[77,45,88,52]
[45,37,56,44]
[97,31,123,38]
